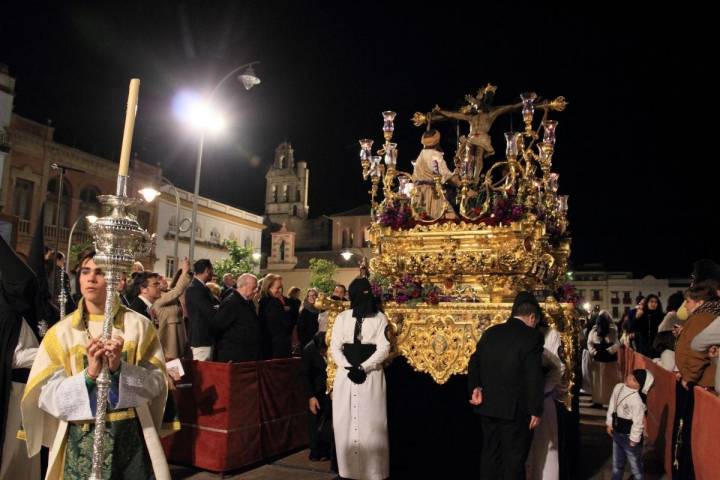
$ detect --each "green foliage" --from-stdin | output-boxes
[309,258,337,294]
[213,240,258,278]
[69,239,94,267]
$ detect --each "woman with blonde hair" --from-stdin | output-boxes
[259,274,293,358]
[298,288,320,348]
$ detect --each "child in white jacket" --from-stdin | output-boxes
[606,368,654,480]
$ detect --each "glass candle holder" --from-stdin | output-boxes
[542,120,558,145]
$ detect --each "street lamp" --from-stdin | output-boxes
[57,214,98,321]
[177,61,261,262]
[139,176,191,273]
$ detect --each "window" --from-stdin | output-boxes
[342,229,349,249]
[137,211,151,230]
[279,240,286,261]
[166,256,177,277]
[622,291,632,304]
[79,186,101,224]
[611,291,619,304]
[592,290,602,301]
[292,205,297,216]
[272,185,277,203]
[210,227,221,244]
[282,185,288,202]
[279,155,285,169]
[244,237,252,248]
[45,177,72,227]
[349,231,355,247]
[296,189,301,202]
[612,307,619,319]
[577,289,585,300]
[12,178,34,220]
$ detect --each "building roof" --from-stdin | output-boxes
[327,204,371,217]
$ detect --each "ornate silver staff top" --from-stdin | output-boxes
[87,78,151,480]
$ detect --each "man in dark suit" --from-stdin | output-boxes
[185,259,217,361]
[128,272,161,323]
[211,273,262,362]
[467,291,545,480]
[220,273,236,301]
[302,331,334,464]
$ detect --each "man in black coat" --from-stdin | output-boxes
[185,259,217,361]
[302,331,333,463]
[467,291,545,480]
[211,274,262,362]
[128,272,162,321]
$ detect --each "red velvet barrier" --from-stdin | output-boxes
[162,358,309,473]
[691,387,720,479]
[257,359,311,458]
[621,347,720,480]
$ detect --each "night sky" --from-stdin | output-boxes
[1,2,715,277]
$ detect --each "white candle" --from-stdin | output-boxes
[118,78,140,177]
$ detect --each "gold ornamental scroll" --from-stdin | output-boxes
[322,297,578,410]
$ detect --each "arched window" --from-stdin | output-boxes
[79,186,101,225]
[292,205,297,216]
[342,229,349,249]
[282,185,288,202]
[272,185,277,203]
[45,177,72,227]
[279,155,285,169]
[210,227,221,244]
[279,240,286,261]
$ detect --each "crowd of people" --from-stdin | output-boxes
[4,224,720,479]
[580,258,720,479]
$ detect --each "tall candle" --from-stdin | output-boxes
[118,79,140,177]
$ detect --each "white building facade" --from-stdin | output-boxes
[152,188,264,277]
[572,270,690,320]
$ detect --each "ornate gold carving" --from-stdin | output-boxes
[323,298,578,410]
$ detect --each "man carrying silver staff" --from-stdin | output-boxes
[21,247,170,479]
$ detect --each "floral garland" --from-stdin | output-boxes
[377,199,415,230]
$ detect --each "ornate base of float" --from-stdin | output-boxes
[369,220,571,302]
[324,298,579,410]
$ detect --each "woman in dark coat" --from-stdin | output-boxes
[298,288,320,348]
[628,294,664,357]
[258,274,293,358]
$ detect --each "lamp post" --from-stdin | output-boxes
[57,214,98,320]
[183,61,261,262]
[139,175,190,274]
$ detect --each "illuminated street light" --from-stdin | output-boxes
[138,187,161,203]
[341,250,353,261]
[175,61,261,261]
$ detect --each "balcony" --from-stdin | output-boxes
[18,219,92,244]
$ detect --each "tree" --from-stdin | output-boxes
[213,240,257,278]
[309,258,337,294]
[69,239,94,268]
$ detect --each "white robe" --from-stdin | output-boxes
[527,328,564,480]
[21,299,170,480]
[1,318,40,480]
[330,310,390,480]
